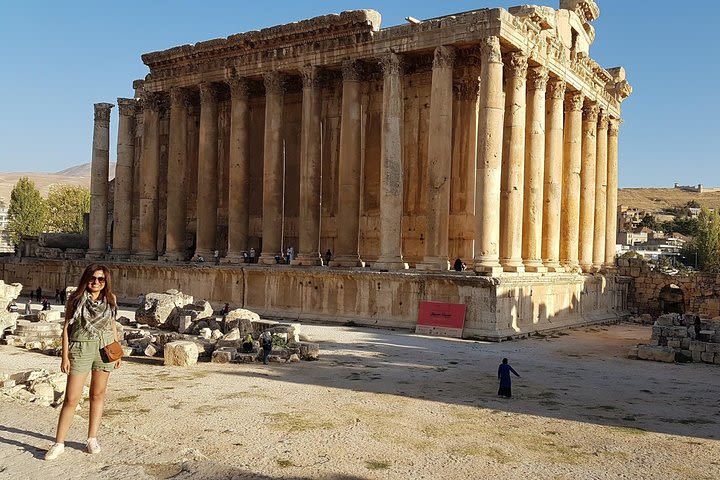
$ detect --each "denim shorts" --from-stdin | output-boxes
[68,339,116,375]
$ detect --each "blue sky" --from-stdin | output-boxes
[0,1,718,187]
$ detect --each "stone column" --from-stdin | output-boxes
[163,88,191,261]
[499,52,527,273]
[578,102,599,272]
[541,78,566,272]
[112,98,137,259]
[474,36,504,275]
[375,52,409,271]
[418,46,455,271]
[293,66,323,266]
[330,61,363,267]
[134,93,162,260]
[87,102,114,259]
[259,72,285,265]
[593,110,609,269]
[226,78,251,263]
[605,118,620,267]
[560,90,583,272]
[522,66,548,272]
[195,83,219,260]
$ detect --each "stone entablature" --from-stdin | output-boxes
[140,7,627,117]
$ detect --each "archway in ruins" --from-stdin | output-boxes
[658,284,685,314]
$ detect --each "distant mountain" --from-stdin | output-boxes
[618,188,720,213]
[56,162,116,179]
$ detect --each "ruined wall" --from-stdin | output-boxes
[0,258,627,340]
[619,258,720,319]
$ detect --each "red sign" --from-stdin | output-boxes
[416,301,466,338]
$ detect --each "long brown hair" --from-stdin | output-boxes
[65,264,117,319]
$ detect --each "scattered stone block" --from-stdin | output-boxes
[211,348,235,363]
[144,343,160,357]
[199,328,212,339]
[637,345,675,363]
[135,290,194,328]
[10,369,49,385]
[222,328,241,341]
[178,315,193,334]
[30,383,55,403]
[234,353,256,363]
[296,342,320,360]
[121,346,134,357]
[700,352,715,363]
[211,329,223,340]
[164,341,199,367]
[289,354,300,363]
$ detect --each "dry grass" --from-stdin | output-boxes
[618,188,720,212]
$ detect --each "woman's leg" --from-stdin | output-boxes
[87,370,110,438]
[55,373,90,443]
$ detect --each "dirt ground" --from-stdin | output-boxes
[1,320,719,480]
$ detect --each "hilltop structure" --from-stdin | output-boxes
[5,1,633,339]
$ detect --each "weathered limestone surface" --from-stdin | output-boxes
[0,260,628,340]
[163,340,199,366]
[87,103,113,258]
[135,290,194,327]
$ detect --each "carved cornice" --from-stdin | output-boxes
[433,46,455,70]
[597,110,609,130]
[380,53,403,77]
[93,103,113,125]
[199,83,219,105]
[566,91,584,111]
[227,77,250,99]
[582,103,599,122]
[503,51,528,78]
[547,78,566,100]
[117,98,139,117]
[263,72,286,95]
[527,66,548,91]
[479,36,502,64]
[608,118,621,136]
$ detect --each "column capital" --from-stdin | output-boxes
[527,66,549,91]
[199,82,220,105]
[341,60,363,82]
[141,92,164,112]
[479,36,502,64]
[169,87,192,109]
[380,52,403,77]
[117,98,139,117]
[565,90,584,112]
[503,51,528,78]
[300,65,323,89]
[94,103,114,125]
[228,77,250,99]
[263,71,286,95]
[582,102,599,122]
[597,110,609,130]
[454,77,479,101]
[547,78,566,99]
[432,45,456,69]
[608,117,621,136]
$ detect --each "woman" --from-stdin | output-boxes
[45,264,121,460]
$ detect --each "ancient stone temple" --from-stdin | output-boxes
[9,0,634,339]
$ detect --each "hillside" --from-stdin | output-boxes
[0,162,117,205]
[618,188,720,213]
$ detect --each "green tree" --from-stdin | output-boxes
[639,213,657,230]
[7,177,48,244]
[682,208,720,272]
[660,216,699,237]
[46,184,90,233]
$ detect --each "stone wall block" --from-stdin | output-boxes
[700,352,715,363]
[637,345,675,363]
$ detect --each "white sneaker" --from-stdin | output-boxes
[86,438,101,454]
[45,443,65,460]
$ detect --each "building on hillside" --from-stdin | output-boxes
[7,0,633,340]
[617,227,651,246]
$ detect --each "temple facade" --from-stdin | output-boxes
[71,1,633,338]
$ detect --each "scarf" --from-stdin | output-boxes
[69,290,115,337]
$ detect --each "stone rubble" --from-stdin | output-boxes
[1,369,89,408]
[631,313,720,364]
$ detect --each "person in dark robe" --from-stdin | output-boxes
[497,358,520,398]
[453,258,463,272]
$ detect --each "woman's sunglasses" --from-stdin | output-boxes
[89,276,106,283]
